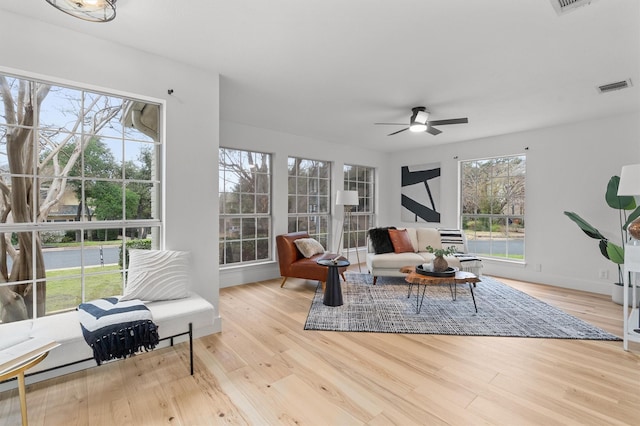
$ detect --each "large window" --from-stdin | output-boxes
[460,155,526,260]
[0,73,162,323]
[287,157,331,248]
[343,164,375,250]
[219,148,271,266]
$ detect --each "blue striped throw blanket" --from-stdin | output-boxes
[78,298,159,365]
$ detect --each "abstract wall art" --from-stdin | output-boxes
[401,163,441,223]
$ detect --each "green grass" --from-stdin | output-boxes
[45,265,124,313]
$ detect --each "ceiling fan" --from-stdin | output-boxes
[375,106,468,136]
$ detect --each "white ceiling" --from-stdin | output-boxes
[2,0,639,152]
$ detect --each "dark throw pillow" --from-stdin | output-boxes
[368,227,396,254]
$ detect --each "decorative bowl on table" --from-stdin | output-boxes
[415,265,458,277]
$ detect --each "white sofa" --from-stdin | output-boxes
[366,227,482,284]
[0,292,217,391]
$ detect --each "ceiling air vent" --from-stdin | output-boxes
[550,0,598,16]
[598,79,633,94]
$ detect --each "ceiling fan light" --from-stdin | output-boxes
[409,123,427,132]
[46,0,117,22]
[414,110,429,124]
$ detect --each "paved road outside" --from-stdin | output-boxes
[6,246,120,270]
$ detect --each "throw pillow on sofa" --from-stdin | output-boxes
[368,227,396,254]
[388,229,415,253]
[121,249,191,301]
[294,238,326,258]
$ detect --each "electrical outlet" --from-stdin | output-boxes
[534,264,542,272]
[599,270,609,279]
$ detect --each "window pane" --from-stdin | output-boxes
[242,240,256,262]
[241,193,255,214]
[84,269,124,301]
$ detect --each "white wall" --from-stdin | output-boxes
[384,112,640,294]
[0,12,221,330]
[219,121,386,287]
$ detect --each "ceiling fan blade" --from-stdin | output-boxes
[428,118,469,126]
[375,122,407,126]
[388,128,409,136]
[426,126,442,136]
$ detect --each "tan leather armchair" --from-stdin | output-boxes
[276,232,347,290]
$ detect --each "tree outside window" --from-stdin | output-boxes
[460,155,526,260]
[0,73,161,323]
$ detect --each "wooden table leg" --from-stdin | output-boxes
[18,371,28,426]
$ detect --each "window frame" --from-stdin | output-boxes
[343,164,376,250]
[459,154,526,262]
[287,157,331,248]
[0,71,164,320]
[219,147,272,267]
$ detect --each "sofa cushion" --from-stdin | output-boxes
[368,252,424,268]
[388,229,415,253]
[294,238,326,258]
[402,228,419,251]
[368,227,396,254]
[416,228,442,252]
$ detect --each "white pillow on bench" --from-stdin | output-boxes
[121,250,191,301]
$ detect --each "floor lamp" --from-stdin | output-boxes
[336,190,361,271]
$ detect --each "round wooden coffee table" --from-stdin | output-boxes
[400,266,480,314]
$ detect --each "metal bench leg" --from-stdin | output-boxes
[189,322,193,375]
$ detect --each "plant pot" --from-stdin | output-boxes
[611,283,640,307]
[433,255,449,273]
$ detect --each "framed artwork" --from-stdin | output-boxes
[401,163,441,223]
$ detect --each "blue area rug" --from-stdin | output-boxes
[304,274,620,340]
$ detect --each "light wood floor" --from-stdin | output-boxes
[1,269,639,425]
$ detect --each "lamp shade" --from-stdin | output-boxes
[46,0,117,22]
[336,190,358,206]
[617,164,640,196]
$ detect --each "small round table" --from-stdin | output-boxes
[317,258,350,306]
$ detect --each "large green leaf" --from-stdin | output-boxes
[623,206,640,231]
[606,176,637,210]
[598,239,609,260]
[605,240,624,264]
[564,211,605,240]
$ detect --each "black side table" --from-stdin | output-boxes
[317,258,350,306]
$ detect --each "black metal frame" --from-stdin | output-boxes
[407,283,478,314]
[15,322,195,381]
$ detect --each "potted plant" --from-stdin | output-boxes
[564,175,640,305]
[425,245,458,272]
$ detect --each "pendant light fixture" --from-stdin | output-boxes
[46,0,117,23]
